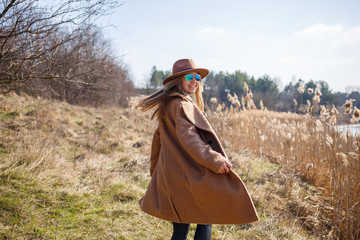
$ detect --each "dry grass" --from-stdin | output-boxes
[207,92,360,239]
[0,92,329,239]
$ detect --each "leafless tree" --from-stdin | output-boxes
[1,0,132,106]
[40,27,134,106]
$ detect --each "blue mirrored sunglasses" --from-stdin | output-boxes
[185,74,201,81]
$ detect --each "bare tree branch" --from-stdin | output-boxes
[0,0,16,20]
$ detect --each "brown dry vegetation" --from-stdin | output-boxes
[208,89,360,239]
[0,92,354,239]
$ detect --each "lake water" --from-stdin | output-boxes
[336,124,360,136]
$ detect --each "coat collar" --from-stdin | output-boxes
[169,93,214,133]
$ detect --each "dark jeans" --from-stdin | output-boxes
[171,222,212,240]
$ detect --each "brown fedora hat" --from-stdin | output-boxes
[162,59,209,85]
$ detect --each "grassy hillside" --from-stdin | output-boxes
[0,93,322,239]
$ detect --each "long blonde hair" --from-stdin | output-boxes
[136,76,205,120]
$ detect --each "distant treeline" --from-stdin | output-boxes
[1,0,358,110]
[145,66,360,112]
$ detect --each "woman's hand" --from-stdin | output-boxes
[218,161,232,174]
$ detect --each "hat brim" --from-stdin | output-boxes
[162,68,209,85]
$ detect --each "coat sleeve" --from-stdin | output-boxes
[150,126,160,176]
[172,100,227,173]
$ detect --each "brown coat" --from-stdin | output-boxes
[139,94,259,224]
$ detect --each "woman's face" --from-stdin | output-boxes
[181,71,201,94]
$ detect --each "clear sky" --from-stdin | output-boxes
[98,0,360,92]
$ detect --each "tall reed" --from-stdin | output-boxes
[207,89,360,239]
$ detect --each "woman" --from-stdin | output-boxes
[136,59,258,240]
